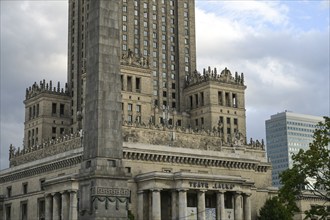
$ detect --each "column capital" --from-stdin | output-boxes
[45,193,52,197]
[150,188,162,192]
[68,190,78,194]
[235,191,242,195]
[243,192,252,197]
[217,190,226,194]
[177,188,188,192]
[198,189,207,193]
[137,190,144,194]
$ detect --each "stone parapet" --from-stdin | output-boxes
[8,124,265,167]
[25,80,69,100]
[9,132,82,167]
[122,123,264,151]
[185,67,245,87]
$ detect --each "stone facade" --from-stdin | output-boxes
[1,127,276,220]
[0,1,279,220]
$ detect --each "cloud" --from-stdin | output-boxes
[195,1,330,140]
[0,1,68,169]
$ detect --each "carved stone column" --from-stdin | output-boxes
[198,190,206,220]
[217,191,225,220]
[229,92,233,107]
[178,189,187,220]
[171,190,178,220]
[137,191,144,220]
[222,91,225,106]
[69,191,78,220]
[45,193,53,220]
[52,193,60,220]
[61,191,69,220]
[151,189,161,220]
[243,193,251,220]
[234,191,242,220]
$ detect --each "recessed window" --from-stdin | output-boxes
[22,183,28,194]
[7,186,12,198]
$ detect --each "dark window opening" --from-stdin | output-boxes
[52,103,57,114]
[22,183,28,194]
[201,92,204,106]
[127,76,132,92]
[218,91,223,105]
[136,77,141,92]
[7,186,12,198]
[60,104,65,116]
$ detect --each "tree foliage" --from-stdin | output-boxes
[257,197,292,220]
[279,116,330,219]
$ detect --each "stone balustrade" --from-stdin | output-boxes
[8,124,265,167]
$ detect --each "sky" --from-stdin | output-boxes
[0,0,329,170]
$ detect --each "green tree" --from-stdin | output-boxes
[257,197,292,220]
[279,116,330,219]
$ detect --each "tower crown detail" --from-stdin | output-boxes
[185,67,245,87]
[25,80,68,100]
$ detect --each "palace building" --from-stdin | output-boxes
[0,1,276,220]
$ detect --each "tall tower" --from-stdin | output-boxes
[68,0,197,131]
[78,1,129,219]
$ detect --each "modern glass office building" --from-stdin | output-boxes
[265,111,324,187]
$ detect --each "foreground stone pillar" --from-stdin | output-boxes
[234,192,242,220]
[171,190,178,220]
[45,194,53,220]
[52,193,60,220]
[137,191,144,220]
[198,190,206,220]
[243,193,251,220]
[178,189,187,220]
[152,189,161,220]
[69,191,78,220]
[217,191,225,220]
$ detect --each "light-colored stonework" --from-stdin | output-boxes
[0,0,291,220]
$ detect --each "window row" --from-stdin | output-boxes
[28,104,40,120]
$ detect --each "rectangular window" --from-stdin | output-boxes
[227,117,231,124]
[22,183,28,194]
[38,199,45,220]
[127,76,132,92]
[121,75,124,90]
[7,186,12,198]
[136,105,141,113]
[128,104,132,112]
[195,94,198,107]
[189,96,193,109]
[135,78,141,92]
[128,115,133,122]
[52,127,56,134]
[52,103,57,114]
[21,201,28,220]
[36,104,39,117]
[60,104,64,115]
[201,92,204,106]
[5,204,11,220]
[234,118,238,125]
[40,179,45,191]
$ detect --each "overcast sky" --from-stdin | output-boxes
[1,1,329,170]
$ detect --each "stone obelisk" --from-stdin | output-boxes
[78,1,129,219]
